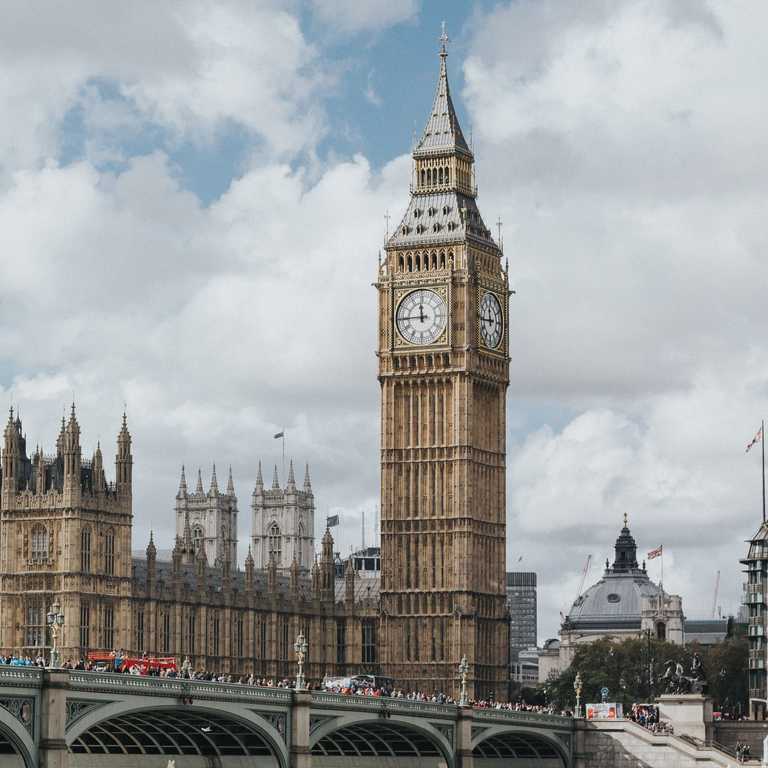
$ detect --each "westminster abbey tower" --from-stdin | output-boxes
[377,34,510,698]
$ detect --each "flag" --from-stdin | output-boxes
[517,556,523,562]
[273,431,284,439]
[647,545,663,560]
[326,514,339,528]
[746,425,763,453]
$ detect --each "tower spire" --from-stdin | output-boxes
[272,464,280,490]
[177,465,188,498]
[226,465,235,496]
[209,463,219,495]
[286,458,296,490]
[196,468,204,495]
[303,463,312,492]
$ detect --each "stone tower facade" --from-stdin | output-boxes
[175,465,238,568]
[377,37,510,698]
[0,406,134,660]
[251,461,315,573]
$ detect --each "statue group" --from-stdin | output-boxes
[661,652,707,695]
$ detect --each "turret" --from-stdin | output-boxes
[286,459,296,493]
[311,557,321,600]
[303,463,312,494]
[321,528,335,602]
[195,468,204,495]
[115,412,132,496]
[195,543,207,582]
[172,536,182,574]
[2,409,21,495]
[245,546,255,589]
[290,556,300,596]
[272,465,280,490]
[177,465,188,499]
[63,403,82,495]
[344,556,356,606]
[92,442,105,492]
[35,446,45,495]
[146,531,157,586]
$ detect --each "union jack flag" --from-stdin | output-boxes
[647,545,663,560]
[746,425,763,453]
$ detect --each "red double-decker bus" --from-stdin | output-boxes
[87,652,177,675]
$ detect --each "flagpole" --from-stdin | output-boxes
[282,430,286,478]
[762,418,765,523]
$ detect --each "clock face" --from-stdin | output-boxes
[479,291,503,349]
[396,289,447,345]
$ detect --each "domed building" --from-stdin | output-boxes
[558,517,684,671]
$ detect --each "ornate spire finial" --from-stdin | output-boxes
[623,511,628,528]
[272,464,280,489]
[303,463,312,490]
[226,465,235,495]
[255,460,264,490]
[196,468,204,495]
[287,459,296,489]
[209,463,219,494]
[178,465,187,496]
[439,20,449,57]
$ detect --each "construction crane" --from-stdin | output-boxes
[712,570,720,619]
[573,554,592,616]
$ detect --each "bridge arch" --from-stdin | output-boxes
[0,707,35,768]
[311,713,454,768]
[66,702,289,767]
[472,725,569,768]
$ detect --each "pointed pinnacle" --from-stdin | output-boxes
[210,463,219,494]
[272,465,279,489]
[287,459,295,488]
[255,460,264,488]
[178,464,187,494]
[226,465,235,495]
[303,463,312,490]
[196,468,204,495]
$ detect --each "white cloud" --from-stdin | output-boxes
[0,0,326,178]
[0,144,409,557]
[310,0,419,34]
[462,0,768,638]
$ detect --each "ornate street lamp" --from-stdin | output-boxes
[458,654,469,707]
[46,602,64,669]
[573,671,583,718]
[294,632,308,690]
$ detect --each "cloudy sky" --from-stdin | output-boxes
[1,0,766,641]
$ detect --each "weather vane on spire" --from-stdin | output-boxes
[439,21,449,56]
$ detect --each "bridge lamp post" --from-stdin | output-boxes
[294,632,308,690]
[573,671,583,718]
[458,655,469,707]
[46,602,64,669]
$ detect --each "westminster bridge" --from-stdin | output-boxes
[0,667,573,768]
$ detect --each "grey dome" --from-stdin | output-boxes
[565,517,663,631]
[566,571,662,629]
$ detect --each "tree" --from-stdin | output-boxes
[542,636,747,713]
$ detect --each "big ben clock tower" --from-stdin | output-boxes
[377,31,510,698]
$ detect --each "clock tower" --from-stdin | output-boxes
[377,32,510,698]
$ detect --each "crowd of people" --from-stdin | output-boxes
[628,704,673,735]
[0,654,46,667]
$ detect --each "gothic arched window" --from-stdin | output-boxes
[104,529,115,576]
[268,523,281,564]
[192,525,204,553]
[445,167,450,184]
[31,525,48,562]
[81,527,91,572]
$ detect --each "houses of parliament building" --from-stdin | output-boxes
[0,36,510,699]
